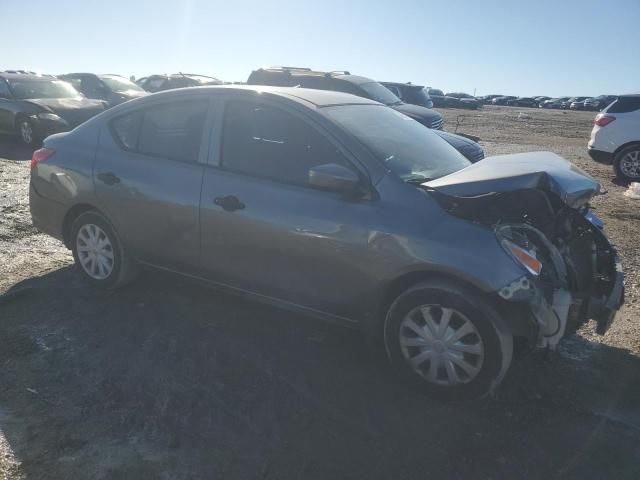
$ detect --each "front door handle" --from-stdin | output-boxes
[214,195,245,212]
[97,172,120,186]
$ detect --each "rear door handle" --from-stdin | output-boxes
[214,195,245,212]
[97,172,120,186]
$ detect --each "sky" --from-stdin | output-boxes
[1,0,638,97]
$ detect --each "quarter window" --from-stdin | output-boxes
[111,100,208,162]
[221,100,350,186]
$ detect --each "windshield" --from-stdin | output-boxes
[325,104,470,182]
[100,76,144,93]
[9,80,81,99]
[359,82,402,105]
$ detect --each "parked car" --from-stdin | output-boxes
[506,97,539,108]
[477,94,504,105]
[58,73,148,107]
[29,85,623,399]
[445,92,480,109]
[570,97,590,110]
[534,96,551,104]
[584,95,617,111]
[588,94,640,181]
[246,68,486,162]
[381,82,433,108]
[491,96,517,105]
[0,72,106,146]
[561,97,586,109]
[426,88,455,108]
[541,97,569,109]
[136,74,222,93]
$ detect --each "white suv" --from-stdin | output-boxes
[588,94,640,181]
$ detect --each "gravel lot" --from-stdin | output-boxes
[1,106,639,479]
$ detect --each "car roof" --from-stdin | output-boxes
[0,72,56,81]
[383,81,425,89]
[130,85,380,108]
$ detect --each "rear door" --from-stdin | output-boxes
[199,96,376,320]
[94,94,215,271]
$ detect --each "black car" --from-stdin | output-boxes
[492,96,517,105]
[58,73,148,107]
[136,73,223,93]
[0,72,106,146]
[446,92,480,109]
[248,67,444,129]
[247,68,486,162]
[506,97,539,108]
[381,82,433,108]
[584,95,617,111]
[477,94,503,105]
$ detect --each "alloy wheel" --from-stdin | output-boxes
[20,120,33,145]
[620,150,640,179]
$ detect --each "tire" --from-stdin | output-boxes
[613,144,640,182]
[70,210,138,289]
[384,281,513,401]
[17,117,39,147]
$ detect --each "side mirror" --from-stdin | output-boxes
[309,163,361,193]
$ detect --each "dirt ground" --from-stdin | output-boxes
[1,106,639,479]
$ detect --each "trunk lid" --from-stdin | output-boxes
[424,151,600,208]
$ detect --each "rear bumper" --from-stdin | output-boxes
[588,147,613,165]
[29,181,66,242]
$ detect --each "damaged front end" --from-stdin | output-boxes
[425,152,624,348]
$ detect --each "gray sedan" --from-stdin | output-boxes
[29,86,624,400]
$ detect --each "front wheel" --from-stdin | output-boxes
[613,145,640,182]
[17,117,39,147]
[384,282,513,401]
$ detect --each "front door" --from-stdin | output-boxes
[94,96,214,271]
[199,97,376,319]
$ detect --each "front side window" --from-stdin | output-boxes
[111,100,207,162]
[9,80,81,99]
[221,100,349,185]
[325,104,470,182]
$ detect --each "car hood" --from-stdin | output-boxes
[423,151,600,208]
[391,102,441,121]
[24,97,106,114]
[117,89,148,99]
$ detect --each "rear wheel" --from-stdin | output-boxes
[613,145,640,182]
[384,282,513,401]
[70,211,138,289]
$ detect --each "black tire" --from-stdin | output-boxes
[16,117,39,147]
[384,281,513,401]
[70,210,138,289]
[613,144,640,182]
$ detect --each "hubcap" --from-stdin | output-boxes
[399,305,484,386]
[76,224,114,280]
[620,150,640,179]
[20,121,33,144]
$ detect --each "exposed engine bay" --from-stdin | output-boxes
[427,186,624,348]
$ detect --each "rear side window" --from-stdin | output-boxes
[221,100,349,186]
[606,96,640,114]
[111,100,208,162]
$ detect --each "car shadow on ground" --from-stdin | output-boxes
[0,135,35,161]
[1,266,639,479]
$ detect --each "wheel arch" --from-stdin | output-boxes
[369,269,531,342]
[613,141,640,159]
[62,203,106,248]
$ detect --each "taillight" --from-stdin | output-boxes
[595,114,615,127]
[30,147,55,170]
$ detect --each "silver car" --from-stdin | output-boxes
[29,86,624,400]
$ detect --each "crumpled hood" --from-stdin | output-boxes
[24,97,105,115]
[424,151,600,208]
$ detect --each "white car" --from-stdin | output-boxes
[588,94,640,181]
